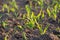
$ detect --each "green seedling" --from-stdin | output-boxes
[37,0,44,9]
[2,4,9,13]
[10,7,16,12]
[47,8,51,17]
[9,0,18,10]
[26,19,35,29]
[4,35,8,40]
[22,14,26,19]
[47,3,59,20]
[4,30,10,40]
[43,24,50,34]
[25,5,35,29]
[9,0,18,17]
[17,25,23,31]
[40,9,45,18]
[46,0,60,20]
[0,14,3,18]
[25,4,41,20]
[56,27,60,31]
[30,12,36,21]
[36,22,43,34]
[52,4,58,20]
[36,13,41,20]
[22,32,27,40]
[41,11,44,18]
[55,27,60,37]
[2,0,19,18]
[36,21,50,35]
[26,12,35,29]
[25,5,31,19]
[26,11,41,29]
[13,12,19,18]
[1,21,8,28]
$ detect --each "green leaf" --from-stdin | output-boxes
[36,21,43,34]
[2,21,8,28]
[4,35,8,40]
[41,11,44,18]
[37,13,41,20]
[25,5,31,18]
[10,8,15,12]
[0,14,3,18]
[43,24,50,34]
[17,25,23,31]
[54,14,57,20]
[22,32,27,40]
[2,4,9,12]
[3,4,8,8]
[31,12,36,21]
[47,8,51,16]
[27,20,35,29]
[14,12,18,18]
[9,0,18,9]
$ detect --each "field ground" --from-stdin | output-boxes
[0,0,60,40]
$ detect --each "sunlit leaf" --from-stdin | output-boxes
[37,13,41,18]
[36,21,43,34]
[9,0,18,9]
[2,21,8,28]
[17,25,23,31]
[25,5,31,19]
[10,8,15,12]
[3,4,8,8]
[47,8,51,16]
[22,32,27,40]
[4,35,8,40]
[54,14,57,20]
[43,24,50,34]
[41,11,44,18]
[27,20,35,29]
